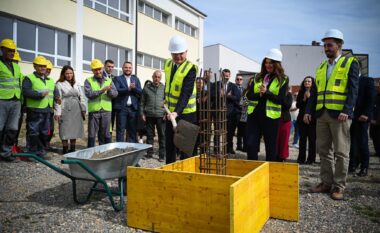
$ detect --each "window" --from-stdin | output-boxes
[83,37,131,75]
[138,1,170,25]
[175,18,198,38]
[0,14,72,66]
[84,0,131,22]
[137,52,165,70]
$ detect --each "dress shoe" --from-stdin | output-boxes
[330,187,344,200]
[311,183,331,193]
[357,168,368,177]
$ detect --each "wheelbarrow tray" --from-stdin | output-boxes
[64,142,151,180]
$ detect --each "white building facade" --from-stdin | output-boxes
[0,0,206,84]
[204,44,260,82]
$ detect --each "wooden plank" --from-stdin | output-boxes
[230,163,270,233]
[127,167,240,233]
[269,162,299,221]
[159,156,197,172]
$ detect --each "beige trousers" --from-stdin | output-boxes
[316,111,351,190]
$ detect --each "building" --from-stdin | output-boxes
[0,0,206,84]
[203,43,260,84]
[281,43,369,86]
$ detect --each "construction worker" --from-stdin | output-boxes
[13,51,26,149]
[22,55,55,159]
[84,59,118,147]
[13,51,21,64]
[164,35,198,164]
[0,39,23,162]
[45,60,56,151]
[245,48,289,162]
[306,29,359,200]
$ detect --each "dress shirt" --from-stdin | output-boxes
[327,55,341,80]
[124,75,132,106]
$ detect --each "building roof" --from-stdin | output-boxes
[204,43,259,64]
[177,0,207,17]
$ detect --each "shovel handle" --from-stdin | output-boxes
[163,104,177,128]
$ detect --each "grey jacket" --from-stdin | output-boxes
[140,82,165,118]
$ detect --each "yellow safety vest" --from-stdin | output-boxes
[87,76,112,112]
[25,74,54,108]
[315,56,355,111]
[246,76,287,119]
[0,60,22,100]
[164,59,198,114]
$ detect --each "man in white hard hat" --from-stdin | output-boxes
[0,39,23,162]
[164,35,198,164]
[305,29,359,200]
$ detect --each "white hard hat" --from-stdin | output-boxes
[168,35,188,53]
[322,29,344,42]
[265,48,283,62]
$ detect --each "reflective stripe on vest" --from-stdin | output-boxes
[87,76,112,112]
[246,76,287,119]
[164,59,198,114]
[25,74,54,108]
[0,60,22,99]
[315,56,355,111]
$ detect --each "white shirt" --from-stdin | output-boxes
[124,75,132,106]
[327,55,341,80]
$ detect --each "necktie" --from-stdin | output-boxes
[173,64,178,74]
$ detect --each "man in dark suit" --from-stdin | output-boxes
[211,69,241,154]
[102,59,116,139]
[349,76,376,176]
[113,61,142,142]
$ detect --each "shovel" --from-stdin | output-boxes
[163,104,200,156]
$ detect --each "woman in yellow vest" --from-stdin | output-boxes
[22,56,54,159]
[245,48,289,161]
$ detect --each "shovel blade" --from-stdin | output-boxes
[173,120,199,156]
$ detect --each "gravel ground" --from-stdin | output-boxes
[1,129,379,232]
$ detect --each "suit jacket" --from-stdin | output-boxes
[354,76,376,121]
[211,81,241,116]
[113,74,142,111]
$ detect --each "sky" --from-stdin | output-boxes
[187,0,380,77]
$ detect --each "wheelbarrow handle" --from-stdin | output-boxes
[163,104,177,128]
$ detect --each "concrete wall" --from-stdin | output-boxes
[204,44,260,82]
[281,45,326,85]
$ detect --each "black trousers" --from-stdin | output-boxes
[370,124,380,158]
[146,117,166,159]
[246,112,280,161]
[297,120,316,163]
[227,113,240,151]
[237,121,246,149]
[350,120,370,169]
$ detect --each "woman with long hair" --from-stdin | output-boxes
[245,48,289,161]
[296,76,317,164]
[54,65,86,153]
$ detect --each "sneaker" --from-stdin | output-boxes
[138,139,144,144]
[330,188,344,200]
[311,183,331,193]
[293,144,299,149]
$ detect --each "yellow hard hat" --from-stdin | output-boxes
[33,55,48,66]
[91,59,103,70]
[0,38,17,50]
[13,51,21,62]
[46,60,53,69]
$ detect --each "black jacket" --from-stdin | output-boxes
[297,85,317,123]
[281,92,293,122]
[353,76,376,121]
[211,81,241,116]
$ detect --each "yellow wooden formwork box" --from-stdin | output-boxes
[127,156,299,233]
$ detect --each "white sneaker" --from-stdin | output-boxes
[293,144,299,149]
[138,139,143,143]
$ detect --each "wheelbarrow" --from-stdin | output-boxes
[14,142,151,211]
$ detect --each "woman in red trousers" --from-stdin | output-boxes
[277,87,293,161]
